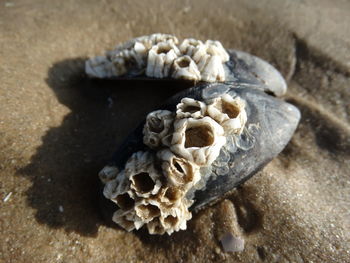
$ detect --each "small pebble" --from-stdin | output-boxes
[220,232,245,252]
[3,192,12,202]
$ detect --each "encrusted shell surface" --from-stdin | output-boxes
[98,165,119,184]
[146,42,180,78]
[170,117,226,166]
[179,38,204,57]
[143,110,174,149]
[97,39,300,235]
[176,98,207,119]
[86,33,231,82]
[207,94,247,134]
[124,151,162,198]
[171,56,201,81]
[158,149,200,190]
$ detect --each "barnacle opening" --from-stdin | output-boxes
[136,204,160,219]
[147,217,165,235]
[113,212,135,231]
[177,57,191,68]
[173,160,185,174]
[115,193,135,210]
[222,101,240,118]
[183,105,201,113]
[157,45,172,54]
[165,187,182,201]
[148,117,164,133]
[185,125,214,148]
[164,215,178,226]
[133,172,155,193]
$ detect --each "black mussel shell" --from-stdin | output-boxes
[101,82,300,215]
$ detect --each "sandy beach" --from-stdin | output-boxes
[1,0,349,262]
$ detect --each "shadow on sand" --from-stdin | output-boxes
[19,58,191,236]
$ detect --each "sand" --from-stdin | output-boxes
[0,0,349,262]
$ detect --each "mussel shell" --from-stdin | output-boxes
[103,82,300,213]
[86,49,287,97]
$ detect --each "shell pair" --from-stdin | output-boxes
[87,33,300,235]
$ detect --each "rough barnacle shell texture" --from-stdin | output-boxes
[204,40,230,62]
[179,38,204,57]
[171,56,201,81]
[85,55,119,78]
[207,94,247,134]
[157,149,200,191]
[159,201,192,235]
[179,38,230,82]
[134,199,162,224]
[143,110,174,149]
[103,171,137,213]
[112,209,145,231]
[124,151,162,198]
[144,199,192,235]
[86,34,179,78]
[103,170,128,200]
[146,42,181,78]
[86,33,231,82]
[170,116,226,166]
[99,165,119,184]
[176,98,207,119]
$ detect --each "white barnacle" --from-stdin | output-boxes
[205,40,230,62]
[85,56,116,78]
[179,38,205,57]
[146,217,166,235]
[146,42,180,78]
[159,200,192,235]
[143,110,174,149]
[103,170,128,199]
[154,186,184,208]
[149,33,179,45]
[171,56,201,81]
[207,94,247,134]
[103,171,136,211]
[176,97,207,119]
[125,151,162,198]
[98,165,119,184]
[134,200,161,223]
[112,209,145,231]
[157,149,200,190]
[190,39,229,82]
[170,117,226,166]
[200,55,226,82]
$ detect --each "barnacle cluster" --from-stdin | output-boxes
[86,33,230,82]
[101,93,248,235]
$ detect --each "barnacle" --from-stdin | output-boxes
[207,94,247,134]
[112,209,145,231]
[134,200,161,223]
[159,201,192,235]
[143,110,174,149]
[179,38,205,57]
[125,151,162,198]
[204,40,230,62]
[176,98,206,119]
[170,116,226,166]
[157,149,200,190]
[96,38,302,236]
[146,42,180,78]
[86,33,230,82]
[171,56,201,81]
[101,94,249,235]
[98,165,119,183]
